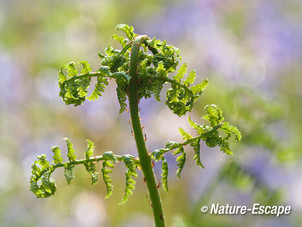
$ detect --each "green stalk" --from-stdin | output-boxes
[128,35,165,227]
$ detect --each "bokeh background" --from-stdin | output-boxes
[1,0,302,226]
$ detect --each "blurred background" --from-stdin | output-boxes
[1,0,302,226]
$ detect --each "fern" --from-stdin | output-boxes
[120,155,138,204]
[175,147,186,178]
[84,140,98,184]
[161,159,169,192]
[173,63,187,82]
[30,24,242,227]
[64,164,75,185]
[51,146,63,164]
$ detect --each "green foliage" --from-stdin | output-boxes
[115,24,135,40]
[65,138,77,161]
[175,147,186,178]
[30,24,241,219]
[52,146,63,164]
[174,63,187,82]
[64,164,75,185]
[195,104,241,155]
[30,155,56,198]
[161,159,169,192]
[84,140,98,185]
[149,104,241,188]
[101,151,117,198]
[56,24,210,116]
[191,139,204,168]
[179,127,192,140]
[120,155,138,204]
[102,160,114,198]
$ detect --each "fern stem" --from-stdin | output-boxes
[128,35,165,227]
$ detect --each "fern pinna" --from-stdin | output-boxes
[30,24,241,227]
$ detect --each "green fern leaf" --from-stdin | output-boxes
[115,24,135,40]
[183,70,196,86]
[120,155,138,204]
[115,77,128,113]
[175,149,186,178]
[84,162,99,185]
[102,157,115,198]
[64,138,77,161]
[120,169,137,204]
[191,139,204,168]
[161,159,169,192]
[174,63,187,82]
[221,122,242,142]
[188,116,204,134]
[30,155,57,198]
[52,146,63,164]
[85,139,95,159]
[66,62,78,77]
[156,61,167,77]
[202,104,224,127]
[58,69,67,83]
[112,34,128,48]
[173,147,184,155]
[191,78,209,96]
[178,127,192,140]
[64,164,75,184]
[79,60,92,74]
[165,141,180,150]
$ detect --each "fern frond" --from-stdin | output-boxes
[52,146,63,164]
[112,34,128,48]
[30,139,128,199]
[175,148,186,178]
[161,159,169,192]
[174,63,187,82]
[102,160,114,198]
[115,24,135,40]
[64,138,77,161]
[30,155,56,198]
[149,104,241,179]
[64,164,75,184]
[120,155,138,204]
[178,127,192,140]
[183,70,196,87]
[191,138,204,168]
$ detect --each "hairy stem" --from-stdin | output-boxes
[128,35,165,227]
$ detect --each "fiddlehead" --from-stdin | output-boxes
[120,155,138,204]
[30,139,138,203]
[30,24,242,227]
[151,104,241,186]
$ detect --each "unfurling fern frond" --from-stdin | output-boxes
[65,138,77,161]
[29,139,141,201]
[30,155,56,198]
[30,24,242,226]
[165,72,209,117]
[191,138,204,168]
[102,160,114,198]
[52,146,63,164]
[173,63,187,82]
[58,61,109,106]
[120,155,138,204]
[64,164,75,185]
[101,151,117,198]
[115,24,136,41]
[84,140,98,185]
[149,104,241,189]
[161,158,169,192]
[175,147,186,178]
